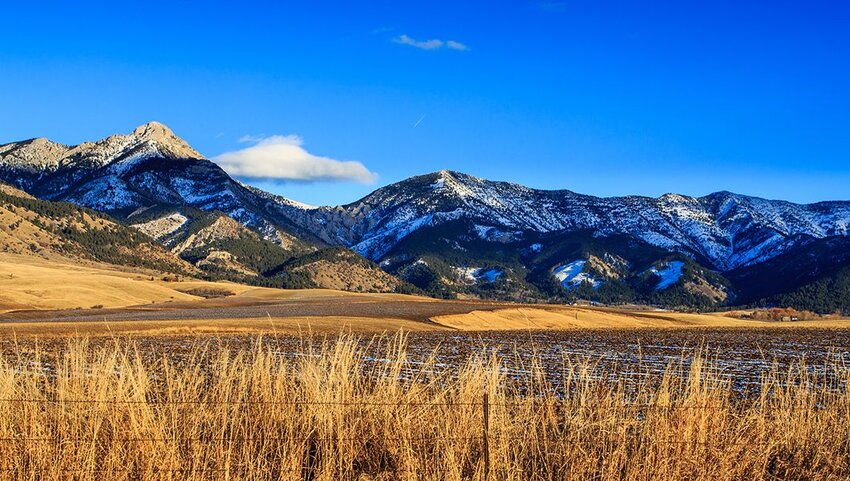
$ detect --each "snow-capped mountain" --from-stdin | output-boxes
[290,170,850,271]
[3,123,850,310]
[0,122,314,248]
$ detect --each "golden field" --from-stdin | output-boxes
[0,334,848,480]
[5,308,849,339]
[1,253,849,479]
[0,251,848,338]
[0,253,238,311]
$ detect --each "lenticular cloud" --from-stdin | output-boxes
[212,135,378,184]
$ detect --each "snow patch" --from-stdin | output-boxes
[132,213,189,241]
[552,260,602,289]
[474,225,494,239]
[473,224,523,242]
[456,267,503,284]
[67,176,140,210]
[649,261,684,290]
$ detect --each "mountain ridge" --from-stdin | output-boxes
[2,123,849,312]
[291,169,850,271]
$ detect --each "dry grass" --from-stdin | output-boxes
[7,311,845,340]
[0,333,848,480]
[0,253,252,312]
[0,316,446,337]
[431,307,850,330]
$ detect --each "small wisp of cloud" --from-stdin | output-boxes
[394,34,469,51]
[213,135,378,184]
[237,134,266,143]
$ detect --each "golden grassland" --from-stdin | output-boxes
[0,253,250,311]
[432,307,850,331]
[0,316,446,338]
[0,252,847,338]
[3,297,847,339]
[5,309,848,339]
[0,333,848,480]
[0,252,429,314]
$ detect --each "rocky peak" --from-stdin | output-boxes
[125,121,203,160]
[0,122,204,174]
[0,137,70,169]
[132,121,174,139]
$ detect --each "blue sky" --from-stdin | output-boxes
[2,1,848,205]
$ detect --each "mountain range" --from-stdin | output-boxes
[2,122,848,312]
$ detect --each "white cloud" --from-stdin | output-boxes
[394,34,469,51]
[212,135,378,184]
[445,40,469,51]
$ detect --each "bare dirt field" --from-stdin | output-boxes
[2,296,847,338]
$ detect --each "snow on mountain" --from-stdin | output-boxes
[0,138,70,173]
[3,126,850,276]
[131,213,189,243]
[290,170,850,271]
[0,122,317,249]
[648,261,685,290]
[552,260,602,290]
[474,225,523,242]
[456,266,503,284]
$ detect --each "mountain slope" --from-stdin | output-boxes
[727,236,850,305]
[766,266,850,315]
[276,171,848,310]
[290,170,850,271]
[125,205,309,277]
[267,248,409,293]
[0,182,194,275]
[0,122,320,248]
[6,126,847,276]
[3,124,850,311]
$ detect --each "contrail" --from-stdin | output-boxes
[413,115,426,128]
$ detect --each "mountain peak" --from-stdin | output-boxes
[0,137,70,170]
[131,121,175,140]
[125,121,202,160]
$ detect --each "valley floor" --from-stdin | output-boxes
[0,253,848,338]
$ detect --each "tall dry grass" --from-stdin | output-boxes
[0,333,847,480]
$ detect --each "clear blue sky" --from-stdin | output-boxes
[2,1,848,205]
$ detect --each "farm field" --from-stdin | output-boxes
[3,252,848,338]
[0,253,254,312]
[1,331,849,480]
[2,254,850,479]
[3,327,849,389]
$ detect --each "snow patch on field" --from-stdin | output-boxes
[649,261,684,290]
